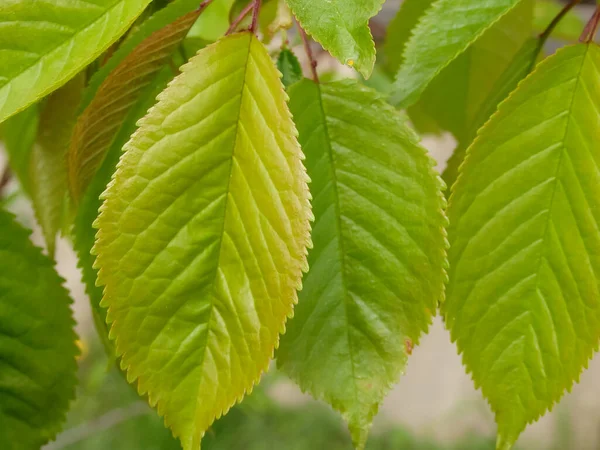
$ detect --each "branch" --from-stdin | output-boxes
[539,0,581,41]
[296,21,319,83]
[580,5,600,42]
[250,0,261,34]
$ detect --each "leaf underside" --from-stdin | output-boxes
[445,44,600,449]
[278,79,447,449]
[93,32,311,450]
[68,8,200,204]
[390,0,524,108]
[442,36,542,192]
[0,0,152,124]
[409,0,533,144]
[0,209,78,449]
[30,73,85,258]
[284,0,384,78]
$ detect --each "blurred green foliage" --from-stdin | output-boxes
[49,337,499,450]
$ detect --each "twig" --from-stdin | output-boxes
[250,0,262,33]
[296,20,318,82]
[226,1,255,35]
[539,0,581,41]
[580,5,600,42]
[0,166,11,199]
[197,0,213,12]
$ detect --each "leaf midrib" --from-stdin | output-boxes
[188,33,254,444]
[531,46,589,304]
[316,84,360,409]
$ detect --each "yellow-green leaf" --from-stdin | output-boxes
[446,44,600,449]
[93,32,311,450]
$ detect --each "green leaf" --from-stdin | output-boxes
[278,79,447,450]
[390,0,524,108]
[285,0,384,78]
[442,37,543,191]
[384,0,435,75]
[277,49,303,88]
[29,73,85,258]
[408,0,534,142]
[0,0,152,124]
[73,67,174,359]
[68,8,200,204]
[1,105,38,194]
[445,43,600,449]
[0,208,78,449]
[534,0,584,41]
[93,32,311,449]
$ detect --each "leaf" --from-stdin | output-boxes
[277,48,303,88]
[68,9,201,204]
[390,0,524,108]
[534,0,584,41]
[445,44,600,449]
[278,79,447,450]
[93,32,311,449]
[442,37,543,191]
[384,0,435,75]
[1,105,39,194]
[29,73,85,258]
[0,208,78,449]
[73,67,174,359]
[285,0,384,78]
[0,0,152,124]
[81,0,204,111]
[408,0,534,142]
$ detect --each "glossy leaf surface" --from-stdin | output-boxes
[0,209,78,449]
[445,44,600,449]
[0,0,152,124]
[279,79,447,449]
[285,0,384,78]
[94,33,311,450]
[390,0,524,108]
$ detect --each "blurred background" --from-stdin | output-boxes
[2,0,600,449]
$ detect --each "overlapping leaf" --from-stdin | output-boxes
[68,8,201,203]
[73,68,173,358]
[409,0,533,142]
[384,0,434,75]
[0,209,78,449]
[93,33,311,450]
[0,0,152,124]
[443,37,542,191]
[30,74,84,258]
[81,0,208,111]
[445,44,600,449]
[534,0,584,41]
[390,0,524,108]
[277,49,303,88]
[285,0,384,78]
[278,79,447,450]
[1,105,38,195]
